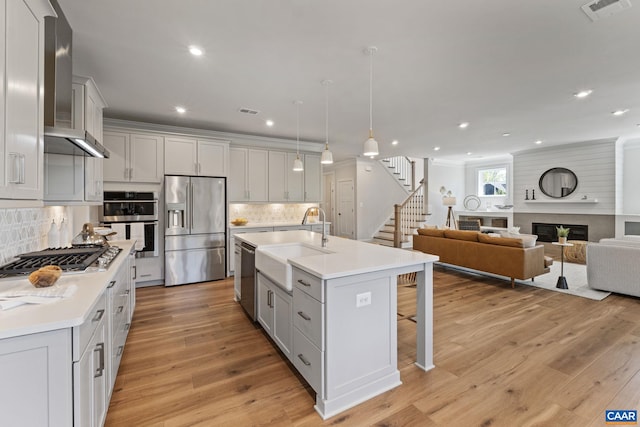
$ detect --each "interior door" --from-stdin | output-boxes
[337,179,355,239]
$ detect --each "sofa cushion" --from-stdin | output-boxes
[417,228,445,237]
[499,231,538,248]
[443,230,479,241]
[477,233,524,248]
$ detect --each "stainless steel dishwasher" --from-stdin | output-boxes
[240,242,257,321]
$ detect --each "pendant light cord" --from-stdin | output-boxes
[296,101,300,155]
[325,82,329,145]
[369,48,374,135]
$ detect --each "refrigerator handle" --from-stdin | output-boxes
[189,181,194,231]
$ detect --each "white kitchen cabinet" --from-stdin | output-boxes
[73,295,107,427]
[257,272,293,361]
[268,151,304,202]
[84,156,103,202]
[107,261,131,392]
[229,147,268,201]
[273,225,309,231]
[72,75,107,150]
[44,153,84,202]
[103,130,164,182]
[72,75,106,203]
[135,256,163,284]
[165,136,229,177]
[0,328,73,426]
[0,0,53,201]
[304,154,321,202]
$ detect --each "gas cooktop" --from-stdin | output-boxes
[0,246,121,278]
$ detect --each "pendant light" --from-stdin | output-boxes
[363,46,379,157]
[293,100,304,172]
[321,79,334,164]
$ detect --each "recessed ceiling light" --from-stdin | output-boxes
[466,152,472,155]
[502,132,511,137]
[459,122,469,129]
[175,106,186,114]
[574,89,593,98]
[189,45,203,56]
[391,140,399,145]
[535,140,542,145]
[434,146,440,151]
[612,109,629,116]
[265,120,274,127]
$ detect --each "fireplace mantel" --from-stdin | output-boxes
[524,199,598,204]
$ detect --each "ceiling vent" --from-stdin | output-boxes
[238,108,260,115]
[581,0,632,21]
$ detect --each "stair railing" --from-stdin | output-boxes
[382,156,416,190]
[393,179,425,247]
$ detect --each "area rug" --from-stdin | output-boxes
[437,262,610,301]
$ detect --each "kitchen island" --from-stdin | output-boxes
[234,230,438,419]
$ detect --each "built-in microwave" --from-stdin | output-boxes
[101,191,158,222]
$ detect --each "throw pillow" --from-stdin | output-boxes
[478,233,524,247]
[499,231,538,248]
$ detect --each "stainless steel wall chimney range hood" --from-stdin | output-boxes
[43,0,109,158]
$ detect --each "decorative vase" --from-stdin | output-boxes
[558,237,567,244]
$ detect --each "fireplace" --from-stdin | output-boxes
[532,223,588,242]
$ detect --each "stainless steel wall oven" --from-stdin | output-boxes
[101,191,159,257]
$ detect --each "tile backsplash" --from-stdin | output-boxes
[229,203,318,223]
[0,206,98,266]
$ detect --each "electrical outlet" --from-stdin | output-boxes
[356,292,371,308]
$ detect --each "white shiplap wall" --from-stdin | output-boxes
[513,140,615,215]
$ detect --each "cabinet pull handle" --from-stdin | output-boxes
[125,289,130,295]
[117,305,124,313]
[125,323,131,331]
[297,279,311,287]
[92,309,105,322]
[108,280,116,288]
[94,343,105,378]
[267,290,273,308]
[297,311,311,321]
[8,153,25,184]
[132,265,137,280]
[117,345,124,356]
[297,354,311,366]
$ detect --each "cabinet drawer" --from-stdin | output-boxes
[73,291,107,361]
[293,329,323,394]
[293,289,324,349]
[293,268,324,303]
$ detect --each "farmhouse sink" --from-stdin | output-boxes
[255,243,333,291]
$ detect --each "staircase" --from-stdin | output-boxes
[373,178,428,248]
[372,157,428,248]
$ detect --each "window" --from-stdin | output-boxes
[478,167,507,196]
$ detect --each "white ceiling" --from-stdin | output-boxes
[58,0,640,162]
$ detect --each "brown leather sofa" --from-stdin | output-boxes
[413,229,552,287]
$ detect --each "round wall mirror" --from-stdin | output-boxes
[538,167,578,198]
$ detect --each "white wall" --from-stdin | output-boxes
[464,156,513,208]
[356,158,409,240]
[425,159,465,227]
[513,140,616,215]
[622,139,640,214]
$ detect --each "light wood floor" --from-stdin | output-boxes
[106,266,640,426]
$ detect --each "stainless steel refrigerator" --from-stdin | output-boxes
[164,175,226,286]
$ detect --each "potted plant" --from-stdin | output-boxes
[556,226,570,244]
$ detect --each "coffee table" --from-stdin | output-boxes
[552,242,573,289]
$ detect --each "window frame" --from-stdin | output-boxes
[476,165,509,198]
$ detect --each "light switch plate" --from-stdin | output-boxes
[356,291,371,308]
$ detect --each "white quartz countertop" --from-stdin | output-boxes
[229,221,330,229]
[235,230,438,280]
[0,240,135,340]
